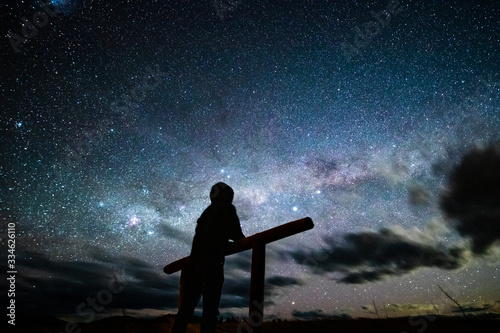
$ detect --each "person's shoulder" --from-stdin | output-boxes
[200,204,213,215]
[213,202,237,214]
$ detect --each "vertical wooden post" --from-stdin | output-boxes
[178,263,187,308]
[164,217,314,331]
[249,241,265,333]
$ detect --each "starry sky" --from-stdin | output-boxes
[1,0,500,322]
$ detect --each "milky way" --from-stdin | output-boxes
[1,0,499,321]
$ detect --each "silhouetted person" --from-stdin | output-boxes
[172,182,245,333]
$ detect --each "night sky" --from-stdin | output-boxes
[1,0,500,322]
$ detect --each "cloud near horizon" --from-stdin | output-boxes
[292,309,351,320]
[12,249,270,317]
[289,227,467,284]
[11,247,309,318]
[385,303,440,315]
[12,251,180,317]
[451,301,500,315]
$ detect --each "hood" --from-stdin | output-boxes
[210,182,234,204]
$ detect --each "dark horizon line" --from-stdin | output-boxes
[15,311,500,325]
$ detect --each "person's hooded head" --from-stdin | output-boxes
[210,182,234,204]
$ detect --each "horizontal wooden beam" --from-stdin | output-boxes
[164,257,190,275]
[163,217,313,274]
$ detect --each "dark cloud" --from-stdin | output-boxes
[386,303,435,312]
[218,294,249,309]
[453,304,492,314]
[13,250,179,317]
[287,144,500,284]
[448,301,500,317]
[264,275,304,300]
[219,276,251,309]
[156,223,192,245]
[266,275,303,288]
[222,275,251,299]
[440,144,500,254]
[338,268,400,284]
[225,251,252,271]
[289,228,466,284]
[219,273,303,309]
[12,248,286,316]
[292,309,329,320]
[291,309,351,320]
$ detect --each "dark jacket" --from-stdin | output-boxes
[189,184,244,265]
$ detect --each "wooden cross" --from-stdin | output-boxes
[164,217,314,333]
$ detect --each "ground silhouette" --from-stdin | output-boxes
[13,314,500,333]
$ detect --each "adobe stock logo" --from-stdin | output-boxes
[109,64,169,120]
[6,0,59,53]
[341,0,407,62]
[59,274,126,333]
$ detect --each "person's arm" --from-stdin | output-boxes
[226,205,244,241]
